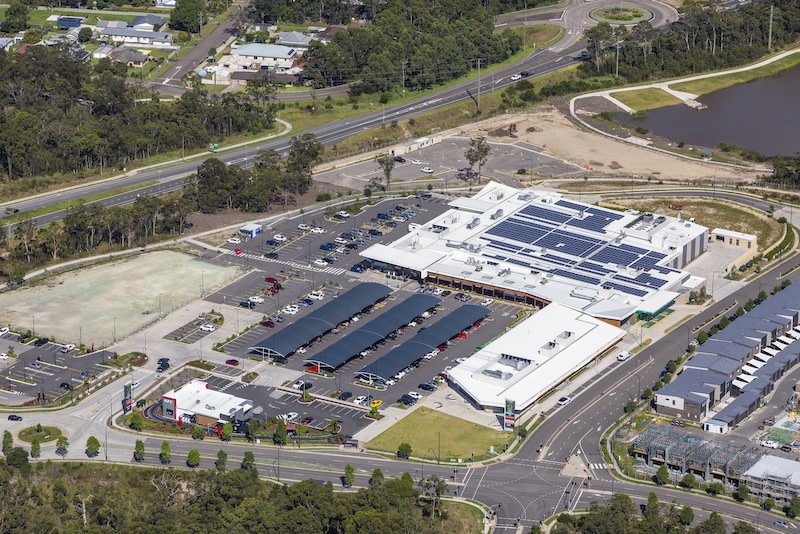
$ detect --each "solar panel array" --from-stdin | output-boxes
[479,198,681,298]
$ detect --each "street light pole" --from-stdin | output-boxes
[113,317,117,344]
[99,392,113,461]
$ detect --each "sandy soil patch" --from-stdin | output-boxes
[0,251,242,348]
[455,105,761,183]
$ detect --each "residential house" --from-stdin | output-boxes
[109,46,149,68]
[0,37,13,52]
[93,43,114,59]
[316,25,346,44]
[226,43,296,72]
[155,0,176,8]
[57,16,84,29]
[654,368,729,421]
[277,31,313,52]
[100,28,173,48]
[129,15,166,32]
[96,20,128,30]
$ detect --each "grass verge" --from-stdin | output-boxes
[610,87,683,111]
[366,407,510,461]
[672,50,800,96]
[442,501,485,534]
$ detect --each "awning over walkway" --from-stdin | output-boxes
[249,283,392,358]
[356,305,488,382]
[304,294,440,371]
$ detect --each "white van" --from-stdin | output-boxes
[617,350,631,362]
[408,223,421,232]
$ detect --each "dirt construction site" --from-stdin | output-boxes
[0,251,242,348]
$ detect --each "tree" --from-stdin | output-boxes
[216,450,228,472]
[187,448,200,468]
[56,436,69,458]
[763,497,775,511]
[1,0,29,33]
[375,154,395,190]
[170,0,203,33]
[85,436,101,458]
[370,468,385,488]
[397,442,412,459]
[758,289,768,302]
[624,400,638,414]
[788,497,800,518]
[221,422,233,442]
[696,330,709,344]
[694,511,726,534]
[2,430,12,455]
[241,451,256,473]
[245,72,277,106]
[735,483,749,502]
[644,491,659,520]
[680,472,698,489]
[5,447,29,470]
[191,425,205,440]
[745,299,755,311]
[247,419,260,442]
[287,133,323,178]
[273,420,288,446]
[705,481,724,495]
[679,504,694,526]
[641,387,653,401]
[732,521,759,534]
[655,464,670,486]
[160,441,171,464]
[134,439,145,462]
[343,464,355,487]
[78,27,92,43]
[129,412,144,431]
[465,136,490,177]
[30,437,41,459]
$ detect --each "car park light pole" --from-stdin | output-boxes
[98,391,113,461]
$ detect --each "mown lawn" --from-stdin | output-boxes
[611,88,683,111]
[366,407,511,462]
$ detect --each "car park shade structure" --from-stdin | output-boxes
[356,305,488,382]
[249,283,392,359]
[304,294,441,371]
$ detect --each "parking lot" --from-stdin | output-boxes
[0,329,116,405]
[313,138,584,191]
[201,375,372,435]
[167,195,523,412]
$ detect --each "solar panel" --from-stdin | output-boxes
[603,281,648,297]
[520,204,571,224]
[589,246,638,266]
[556,199,586,211]
[586,207,623,221]
[553,268,600,286]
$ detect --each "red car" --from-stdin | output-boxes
[437,344,447,352]
[456,332,468,339]
[300,416,314,425]
[261,320,275,328]
[265,277,279,284]
[225,359,239,366]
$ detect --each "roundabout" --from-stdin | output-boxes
[590,4,654,24]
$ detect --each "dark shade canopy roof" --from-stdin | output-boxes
[304,294,441,371]
[249,283,392,358]
[356,305,488,381]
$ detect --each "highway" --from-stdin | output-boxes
[2,0,677,232]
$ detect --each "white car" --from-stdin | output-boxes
[335,246,347,254]
[411,159,422,165]
[392,216,406,223]
[334,237,349,245]
[408,391,422,400]
[283,305,300,315]
[510,74,522,81]
[279,412,298,422]
[274,234,287,242]
[296,346,307,354]
[297,223,311,231]
[291,380,306,390]
[309,291,325,300]
[60,344,76,353]
[353,395,368,405]
[312,227,325,234]
[227,236,242,245]
[557,396,571,406]
[248,295,265,304]
[314,259,328,267]
[455,357,468,364]
[130,381,140,389]
[0,353,8,360]
[617,351,631,362]
[480,298,494,307]
[0,327,9,336]
[336,211,351,219]
[394,370,407,380]
[421,167,434,174]
[200,324,216,332]
[761,440,780,449]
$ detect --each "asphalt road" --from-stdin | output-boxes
[2,0,674,232]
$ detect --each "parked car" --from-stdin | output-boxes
[265,239,281,247]
[239,301,256,309]
[421,167,434,174]
[312,227,325,234]
[298,223,311,231]
[34,337,49,347]
[320,242,335,251]
[314,259,328,267]
[335,211,351,219]
[309,291,325,300]
[351,265,365,273]
[481,298,494,307]
[274,234,287,242]
[407,391,422,400]
[7,415,22,421]
[248,295,264,304]
[279,412,298,422]
[761,440,780,449]
[353,395,368,405]
[260,320,275,328]
[419,381,438,392]
[0,327,9,336]
[264,252,279,259]
[60,382,72,390]
[60,344,76,353]
[617,351,631,362]
[291,380,306,390]
[227,236,242,244]
[393,156,406,163]
[370,399,383,409]
[338,391,353,401]
[399,394,416,406]
[225,359,240,366]
[300,416,315,425]
[557,396,571,406]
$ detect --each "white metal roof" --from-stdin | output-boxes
[447,303,625,411]
[162,380,252,420]
[744,456,800,487]
[713,228,756,241]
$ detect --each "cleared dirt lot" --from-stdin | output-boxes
[0,251,242,347]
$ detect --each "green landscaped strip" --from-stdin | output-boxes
[611,87,683,111]
[1,180,158,226]
[672,51,800,96]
